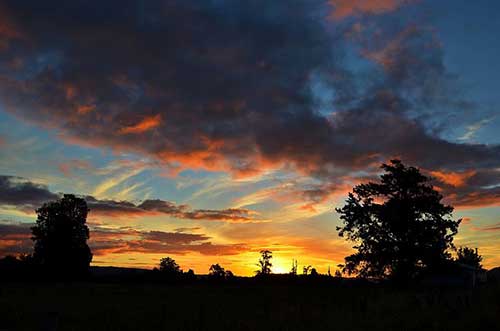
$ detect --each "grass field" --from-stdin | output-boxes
[1,282,500,330]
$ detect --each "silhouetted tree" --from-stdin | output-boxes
[256,250,272,276]
[209,264,226,279]
[303,265,312,275]
[290,259,298,275]
[336,160,460,282]
[159,257,182,277]
[456,247,483,269]
[334,270,342,278]
[31,194,92,275]
[310,268,318,277]
[184,269,196,281]
[225,270,234,279]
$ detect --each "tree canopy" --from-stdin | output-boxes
[159,257,182,276]
[456,247,483,269]
[336,160,461,282]
[31,194,92,275]
[209,264,226,278]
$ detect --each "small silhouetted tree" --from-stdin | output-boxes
[310,268,318,277]
[209,264,226,279]
[456,247,483,269]
[159,257,182,277]
[256,250,272,276]
[303,265,312,275]
[225,270,234,279]
[336,160,461,282]
[290,259,298,275]
[184,269,196,281]
[31,194,92,275]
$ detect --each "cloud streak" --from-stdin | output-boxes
[329,0,416,20]
[0,221,249,258]
[86,196,260,223]
[119,114,162,135]
[0,174,260,222]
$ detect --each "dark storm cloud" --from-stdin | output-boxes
[0,175,59,210]
[0,0,339,176]
[86,196,259,222]
[0,0,499,206]
[0,174,259,222]
[83,196,144,216]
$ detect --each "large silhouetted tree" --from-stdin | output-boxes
[31,194,92,275]
[336,160,461,282]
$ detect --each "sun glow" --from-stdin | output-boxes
[272,259,292,274]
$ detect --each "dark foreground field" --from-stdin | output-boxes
[1,282,500,331]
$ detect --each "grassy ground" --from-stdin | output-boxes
[1,282,500,330]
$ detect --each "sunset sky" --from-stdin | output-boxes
[0,0,499,276]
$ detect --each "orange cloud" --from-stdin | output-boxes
[0,222,32,256]
[430,170,476,187]
[329,0,415,20]
[88,227,250,259]
[363,25,419,69]
[64,84,77,100]
[119,114,162,134]
[156,136,282,179]
[449,191,500,209]
[76,104,96,115]
[461,217,472,225]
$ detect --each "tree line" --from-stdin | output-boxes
[0,160,484,283]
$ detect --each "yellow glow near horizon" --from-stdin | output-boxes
[272,264,289,274]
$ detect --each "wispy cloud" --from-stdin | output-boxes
[0,174,262,223]
[113,181,147,201]
[93,166,146,199]
[459,117,495,142]
[118,114,162,135]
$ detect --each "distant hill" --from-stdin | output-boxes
[487,267,500,282]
